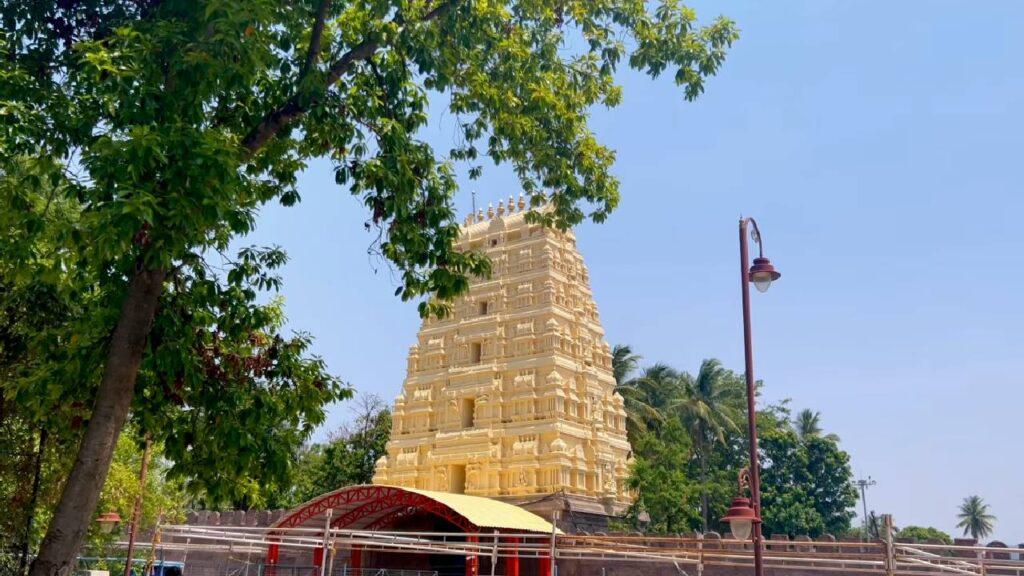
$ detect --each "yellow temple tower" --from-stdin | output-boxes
[373,195,633,517]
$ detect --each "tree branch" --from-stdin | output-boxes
[239,0,459,159]
[299,0,332,82]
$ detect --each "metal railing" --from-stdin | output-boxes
[256,568,437,576]
[111,525,1024,576]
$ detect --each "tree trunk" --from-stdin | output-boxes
[29,267,166,576]
[19,428,48,575]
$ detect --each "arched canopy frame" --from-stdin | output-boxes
[270,485,477,534]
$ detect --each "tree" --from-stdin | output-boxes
[215,393,392,509]
[956,495,996,540]
[794,408,839,443]
[758,425,858,537]
[673,359,744,531]
[611,344,641,388]
[897,526,952,544]
[1,186,348,571]
[614,352,858,537]
[625,420,700,534]
[3,2,737,573]
[794,409,822,441]
[615,364,683,441]
[289,394,392,506]
[90,431,187,549]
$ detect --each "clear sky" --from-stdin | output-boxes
[241,1,1024,543]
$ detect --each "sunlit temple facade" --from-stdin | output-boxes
[373,195,633,515]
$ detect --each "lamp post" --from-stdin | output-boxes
[855,477,877,541]
[722,217,781,576]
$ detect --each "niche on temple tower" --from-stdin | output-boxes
[373,195,633,522]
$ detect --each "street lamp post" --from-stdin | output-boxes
[722,217,781,576]
[855,477,877,540]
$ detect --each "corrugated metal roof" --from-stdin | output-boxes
[393,487,558,534]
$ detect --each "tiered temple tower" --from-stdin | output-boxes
[373,195,633,516]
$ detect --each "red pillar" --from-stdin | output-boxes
[507,537,520,576]
[539,555,551,576]
[313,547,324,567]
[351,547,362,571]
[466,535,479,576]
[267,542,280,576]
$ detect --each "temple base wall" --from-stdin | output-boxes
[494,491,630,534]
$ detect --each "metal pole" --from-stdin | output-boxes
[855,478,876,541]
[326,532,337,576]
[549,512,559,576]
[320,509,333,576]
[883,514,895,576]
[124,436,153,576]
[861,484,869,538]
[144,511,162,576]
[739,218,764,576]
[490,530,498,576]
[697,532,704,576]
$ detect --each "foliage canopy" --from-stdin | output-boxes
[2,1,737,573]
[616,350,858,537]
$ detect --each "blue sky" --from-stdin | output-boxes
[243,1,1024,542]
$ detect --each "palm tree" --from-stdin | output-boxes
[615,363,683,441]
[673,359,745,532]
[795,409,822,440]
[794,408,840,443]
[956,495,996,540]
[611,344,642,387]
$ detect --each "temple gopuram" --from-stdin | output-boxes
[373,195,633,526]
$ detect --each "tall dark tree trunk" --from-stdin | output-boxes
[19,428,48,575]
[29,267,166,576]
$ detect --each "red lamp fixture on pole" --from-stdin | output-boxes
[721,468,760,542]
[96,512,122,535]
[727,217,781,576]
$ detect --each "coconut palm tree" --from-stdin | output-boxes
[611,344,642,387]
[794,408,841,443]
[795,409,822,440]
[956,495,996,540]
[615,363,683,441]
[673,358,745,532]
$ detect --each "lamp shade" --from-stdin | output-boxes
[721,496,759,541]
[749,257,781,293]
[97,511,122,534]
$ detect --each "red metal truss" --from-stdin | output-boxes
[273,485,393,530]
[366,506,419,531]
[331,489,476,533]
[271,485,476,534]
